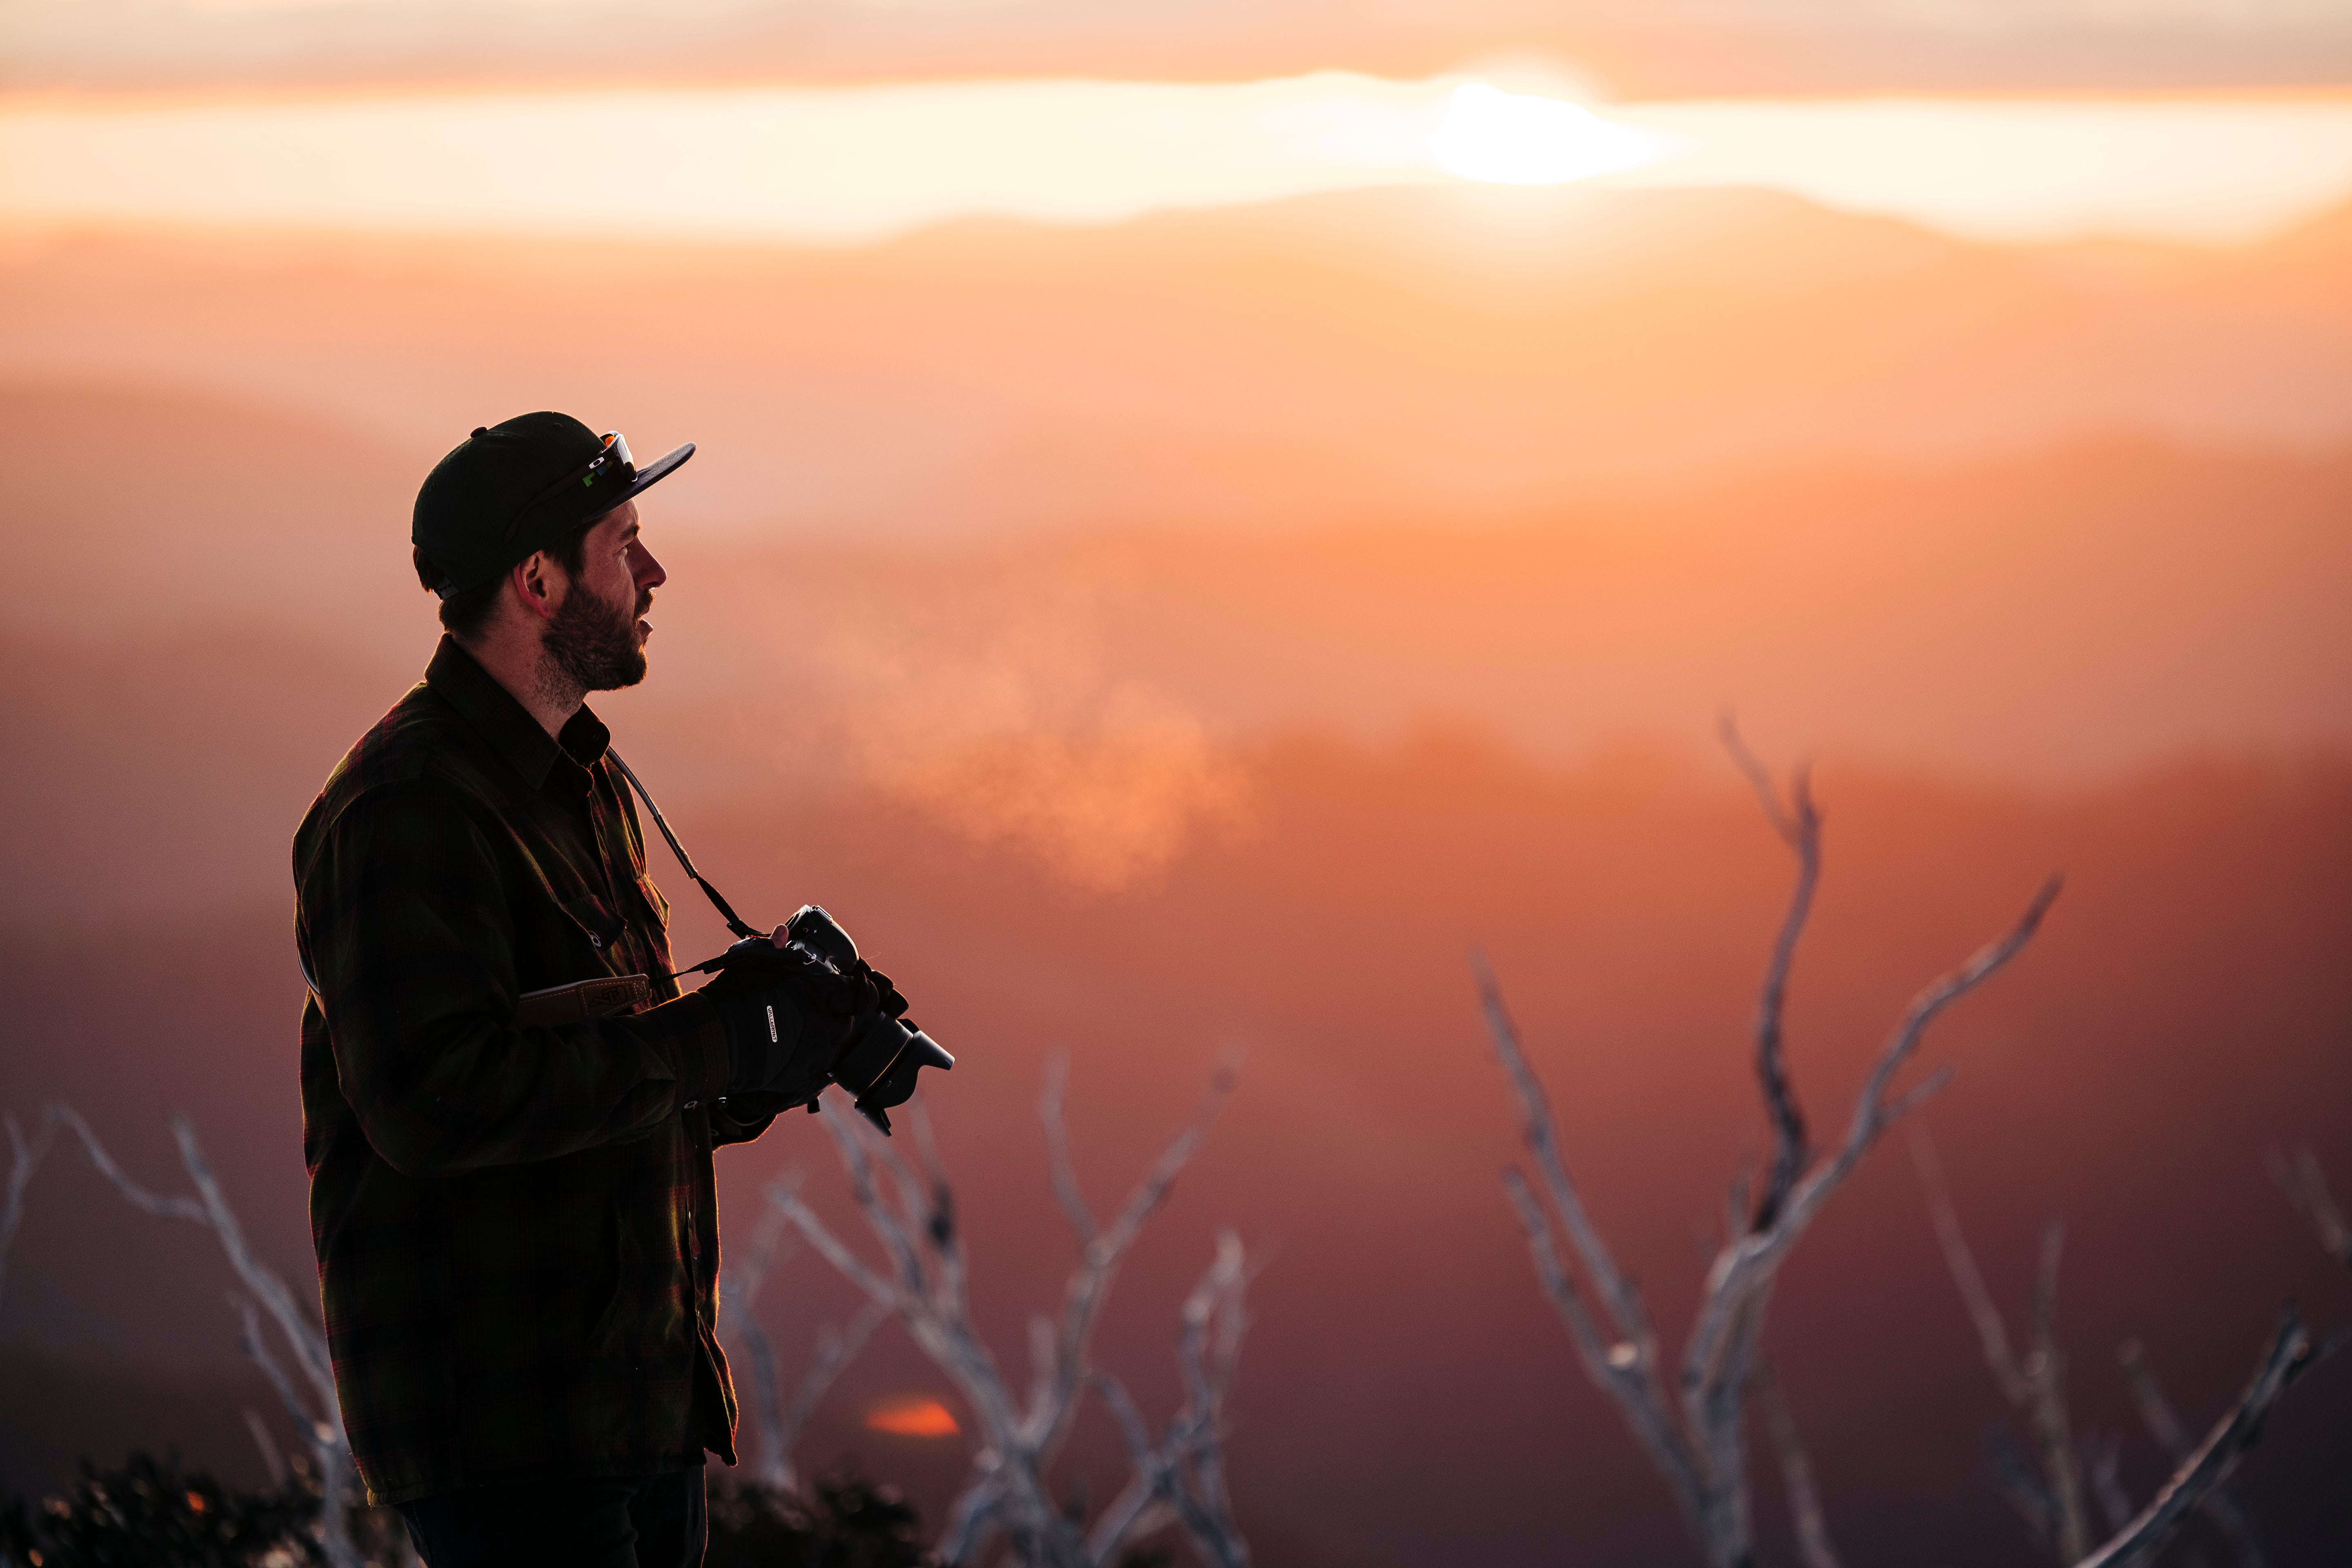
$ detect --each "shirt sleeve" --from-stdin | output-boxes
[300,777,735,1178]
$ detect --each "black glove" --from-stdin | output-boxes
[694,905,952,1131]
[693,938,853,1106]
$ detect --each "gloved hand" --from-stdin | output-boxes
[693,938,851,1106]
[695,905,951,1130]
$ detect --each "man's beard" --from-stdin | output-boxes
[543,583,651,695]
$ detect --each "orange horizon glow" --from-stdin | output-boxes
[6,75,2352,247]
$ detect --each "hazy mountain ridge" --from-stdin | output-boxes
[5,185,2350,546]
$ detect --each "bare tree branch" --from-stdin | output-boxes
[1719,715,1817,1232]
[780,1301,889,1480]
[1487,1017,1706,1540]
[719,1193,885,1495]
[2086,1433,2134,1539]
[1481,740,2060,1568]
[1911,1133,2031,1404]
[2027,1220,2092,1563]
[1474,956,1663,1383]
[51,1107,363,1568]
[1987,1425,2059,1551]
[1754,1361,1842,1568]
[1910,1133,2090,1561]
[2266,1145,2351,1271]
[242,1406,289,1492]
[1041,1054,1099,1246]
[2119,1340,2270,1568]
[0,1110,61,1310]
[1781,874,2062,1243]
[2077,1310,2315,1568]
[774,1068,1245,1568]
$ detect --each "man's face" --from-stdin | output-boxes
[542,500,668,694]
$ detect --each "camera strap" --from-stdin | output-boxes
[606,748,763,942]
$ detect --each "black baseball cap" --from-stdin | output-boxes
[412,412,694,598]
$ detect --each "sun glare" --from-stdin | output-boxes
[1430,82,1656,186]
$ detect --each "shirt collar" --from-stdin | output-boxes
[425,635,612,794]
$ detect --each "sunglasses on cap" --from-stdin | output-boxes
[506,431,638,541]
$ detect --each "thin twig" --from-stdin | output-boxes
[242,1407,289,1491]
[2266,1146,2352,1270]
[1041,1054,1098,1245]
[1911,1133,2030,1403]
[1754,1361,1842,1568]
[2119,1340,2270,1568]
[2087,1433,2134,1537]
[1987,1425,2059,1550]
[2027,1220,2091,1563]
[0,1111,62,1309]
[1719,715,1817,1232]
[1474,955,1661,1380]
[779,1299,889,1478]
[2077,1310,2314,1568]
[1911,1131,2089,1561]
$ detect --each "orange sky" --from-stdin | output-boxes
[3,7,2348,1559]
[9,80,2352,246]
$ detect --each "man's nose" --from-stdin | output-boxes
[630,541,667,591]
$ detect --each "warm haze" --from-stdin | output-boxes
[2,2,2349,1565]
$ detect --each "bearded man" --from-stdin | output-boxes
[292,413,915,1567]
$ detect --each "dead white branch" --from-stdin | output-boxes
[1091,1230,1252,1568]
[50,1106,363,1568]
[1909,1132,2091,1561]
[1480,726,2058,1568]
[770,1060,1246,1568]
[719,1200,887,1492]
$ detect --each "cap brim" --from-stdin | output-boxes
[618,441,694,506]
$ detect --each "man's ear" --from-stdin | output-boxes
[509,551,561,623]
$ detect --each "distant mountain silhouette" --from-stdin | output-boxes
[4,186,2348,545]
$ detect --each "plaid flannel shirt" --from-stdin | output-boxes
[293,637,785,1506]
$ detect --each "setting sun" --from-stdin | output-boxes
[1430,82,1655,185]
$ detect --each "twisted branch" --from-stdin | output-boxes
[1483,734,2059,1568]
[1720,716,1817,1233]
